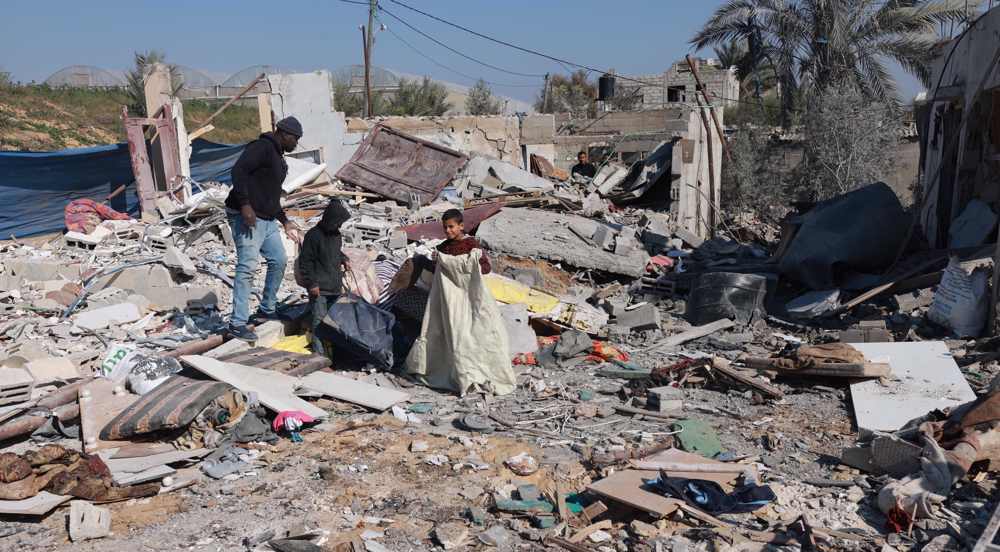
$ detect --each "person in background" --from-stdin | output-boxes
[224,116,304,342]
[571,150,597,180]
[435,209,490,274]
[297,200,351,357]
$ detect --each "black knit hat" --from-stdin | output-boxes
[275,116,303,137]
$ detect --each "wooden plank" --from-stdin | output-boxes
[258,92,273,133]
[644,319,735,353]
[568,519,611,543]
[182,355,327,419]
[0,492,71,516]
[78,379,138,454]
[187,124,214,142]
[586,469,683,518]
[850,342,977,432]
[629,448,748,488]
[710,357,784,399]
[581,501,607,524]
[743,358,892,378]
[298,372,409,412]
[973,500,1000,552]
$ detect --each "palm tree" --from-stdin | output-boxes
[126,50,180,116]
[692,0,977,125]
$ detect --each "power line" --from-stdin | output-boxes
[384,0,786,113]
[377,6,546,79]
[376,14,539,88]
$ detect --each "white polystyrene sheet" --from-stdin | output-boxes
[850,341,976,432]
[282,157,327,194]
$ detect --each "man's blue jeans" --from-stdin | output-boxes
[228,213,287,327]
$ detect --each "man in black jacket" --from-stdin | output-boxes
[298,200,351,356]
[224,116,304,341]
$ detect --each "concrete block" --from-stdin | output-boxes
[615,303,661,331]
[141,286,219,311]
[592,225,616,251]
[894,289,933,312]
[68,500,111,542]
[673,228,704,248]
[647,386,683,413]
[600,298,628,317]
[389,229,408,250]
[73,303,141,331]
[615,227,638,256]
[163,246,197,277]
[91,265,175,293]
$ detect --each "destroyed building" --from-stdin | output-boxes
[622,58,741,109]
[0,22,999,551]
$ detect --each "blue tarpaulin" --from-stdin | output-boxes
[0,139,245,238]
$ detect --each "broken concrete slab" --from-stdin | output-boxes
[68,500,111,542]
[104,448,210,475]
[460,155,554,194]
[182,355,327,419]
[25,357,79,384]
[850,341,977,432]
[73,302,141,331]
[0,491,71,516]
[163,246,197,277]
[298,371,409,412]
[477,209,649,277]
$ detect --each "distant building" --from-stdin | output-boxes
[621,58,740,110]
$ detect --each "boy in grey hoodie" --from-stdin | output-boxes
[298,200,351,356]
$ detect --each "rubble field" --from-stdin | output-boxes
[0,115,998,552]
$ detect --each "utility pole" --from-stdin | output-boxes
[364,0,376,117]
[360,26,369,116]
[542,73,550,113]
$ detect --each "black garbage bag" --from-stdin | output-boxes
[687,272,768,326]
[778,182,910,290]
[317,293,395,370]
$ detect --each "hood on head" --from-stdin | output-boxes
[319,200,351,233]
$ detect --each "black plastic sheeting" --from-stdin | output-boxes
[318,294,396,370]
[687,272,768,326]
[778,182,910,290]
[0,139,245,238]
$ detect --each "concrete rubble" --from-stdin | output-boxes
[0,79,997,552]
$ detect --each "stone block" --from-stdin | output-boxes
[68,500,111,542]
[592,225,616,251]
[163,246,197,277]
[615,303,661,331]
[647,386,683,413]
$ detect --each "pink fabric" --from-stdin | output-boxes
[64,199,129,233]
[272,410,316,432]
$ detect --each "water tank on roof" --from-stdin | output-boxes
[598,74,615,101]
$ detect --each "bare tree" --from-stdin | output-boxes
[795,83,900,200]
[465,79,502,115]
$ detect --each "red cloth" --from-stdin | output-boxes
[64,199,129,233]
[436,236,491,274]
[272,411,316,432]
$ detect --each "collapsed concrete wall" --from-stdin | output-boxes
[267,71,350,172]
[345,115,522,167]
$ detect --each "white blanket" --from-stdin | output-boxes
[405,250,516,396]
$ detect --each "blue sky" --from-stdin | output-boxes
[1,0,924,103]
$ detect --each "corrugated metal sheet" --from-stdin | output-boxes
[335,124,468,205]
